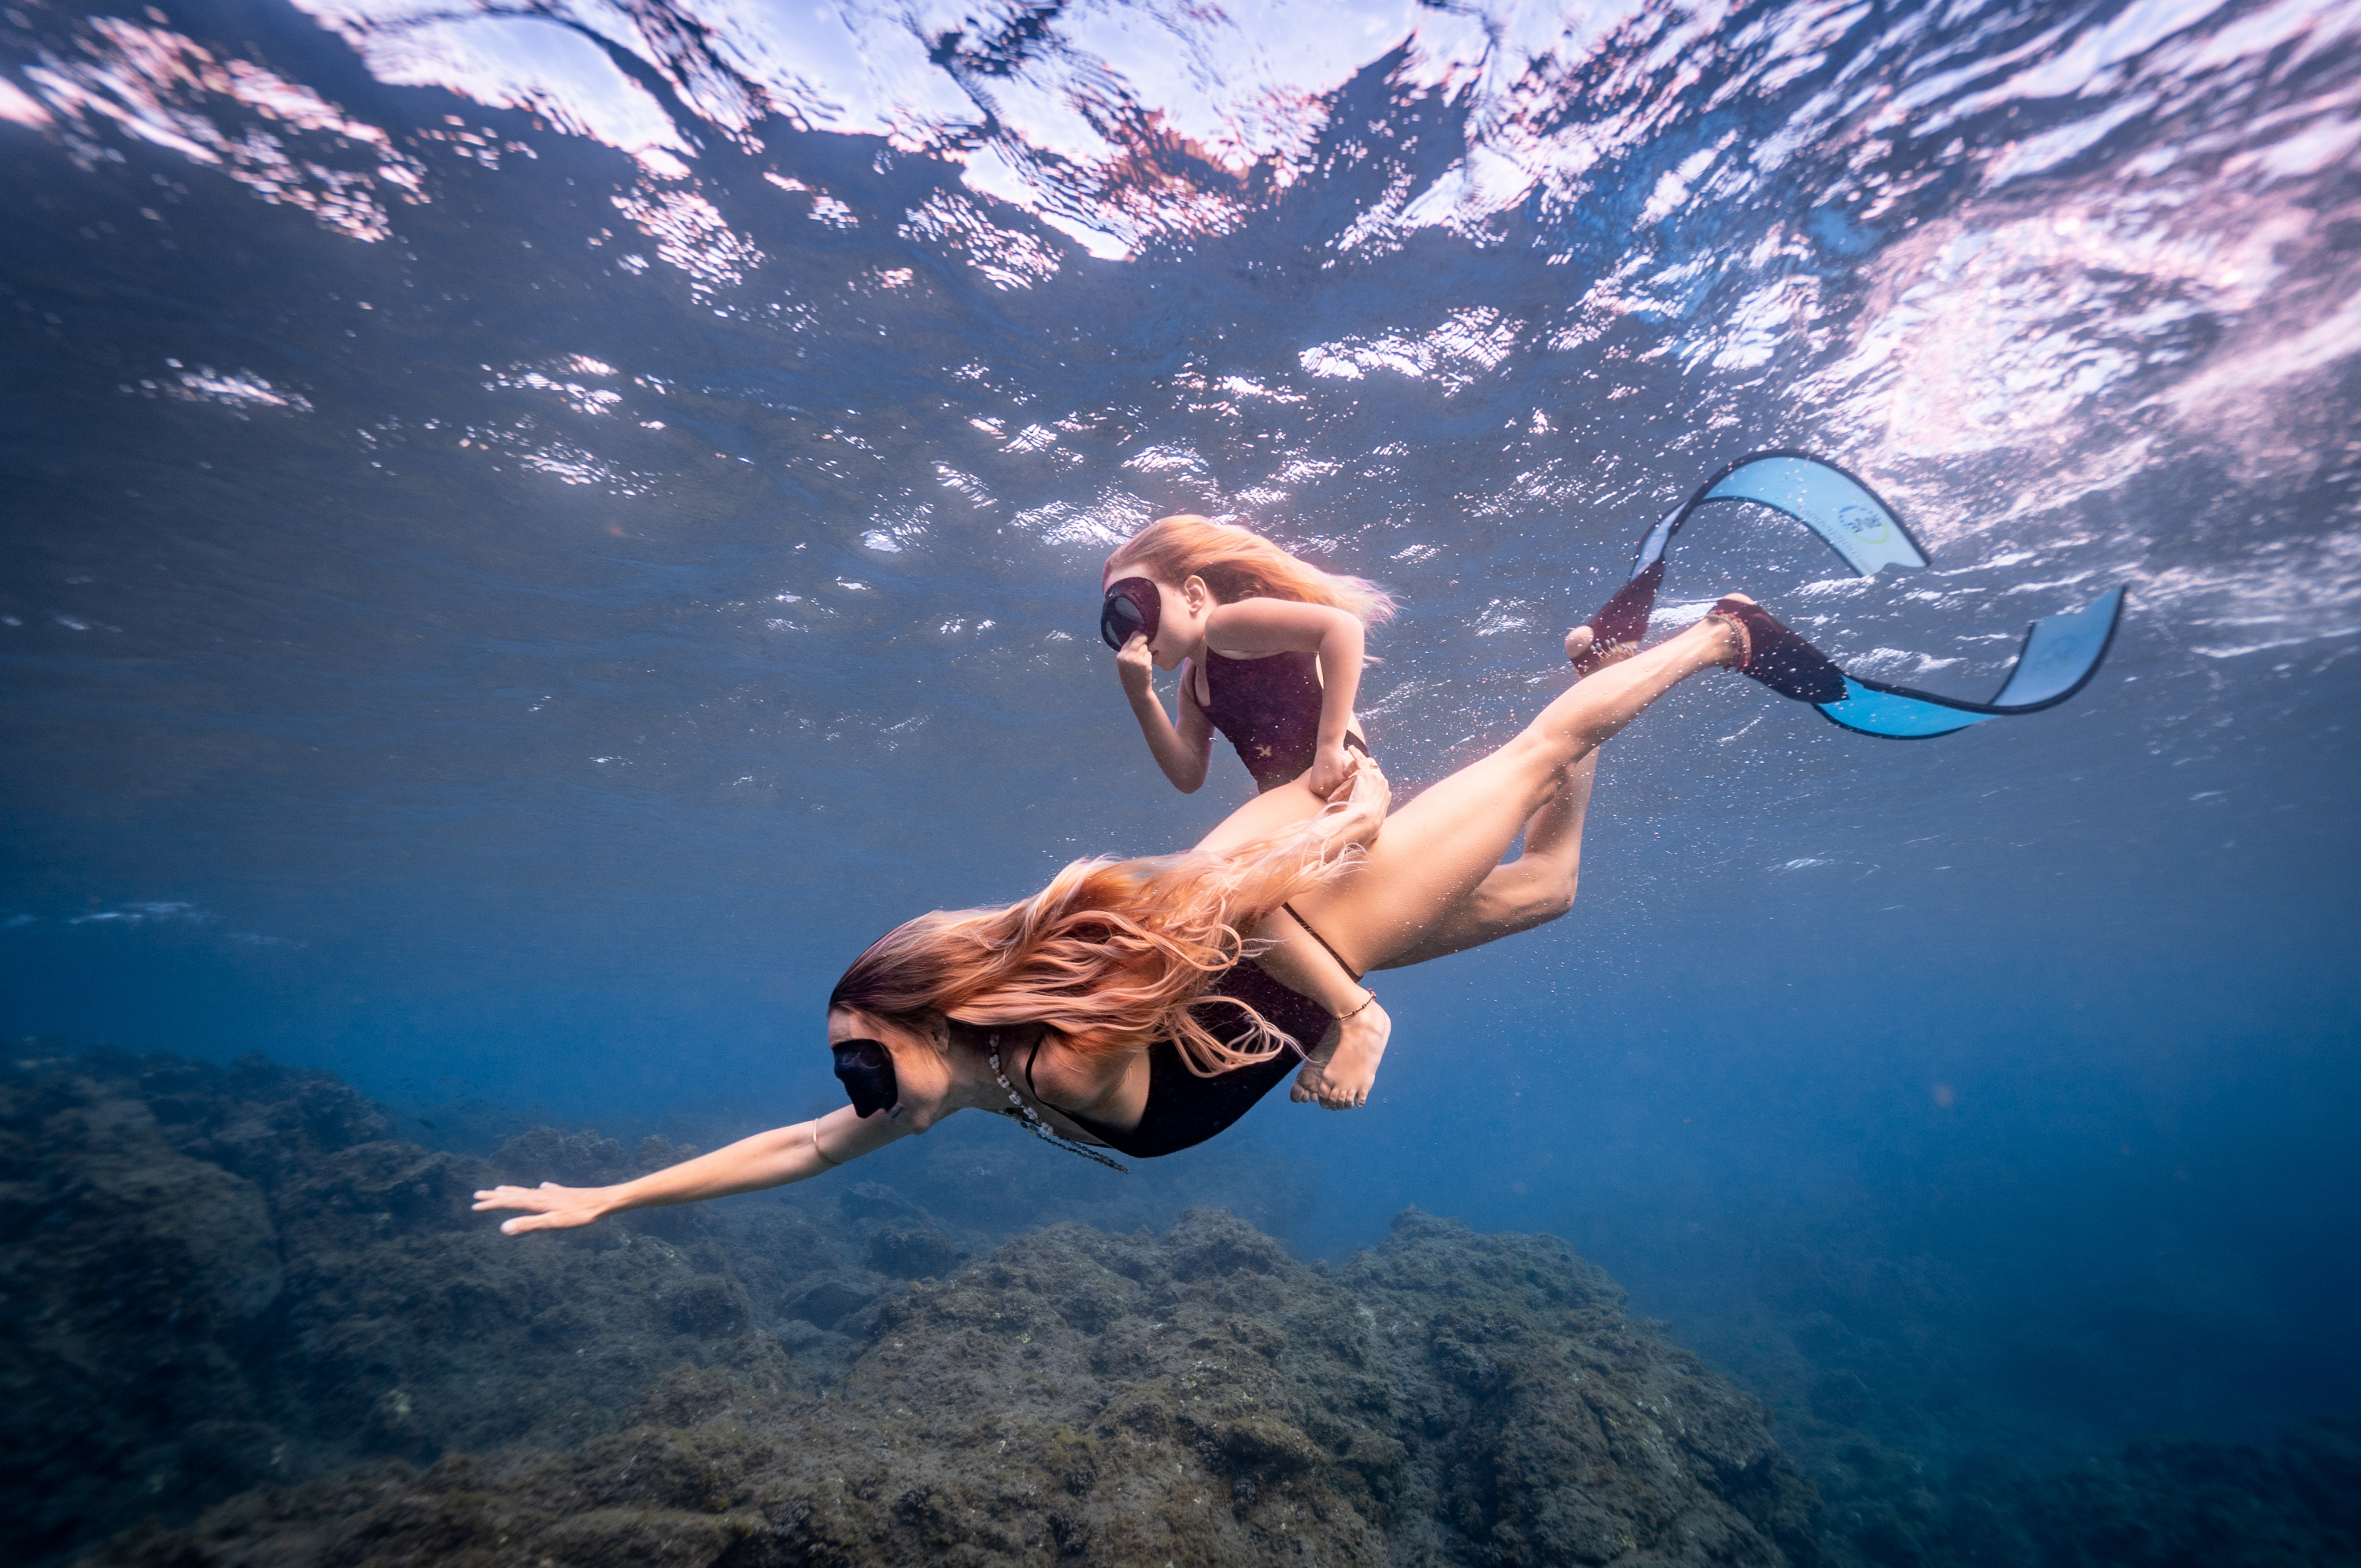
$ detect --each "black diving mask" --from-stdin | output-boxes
[1099,577,1162,651]
[831,1038,898,1118]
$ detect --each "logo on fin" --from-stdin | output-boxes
[1836,504,1890,544]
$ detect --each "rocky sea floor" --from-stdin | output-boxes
[4,1046,2355,1568]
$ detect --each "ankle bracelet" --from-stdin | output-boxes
[1704,608,1751,670]
[1336,989,1377,1021]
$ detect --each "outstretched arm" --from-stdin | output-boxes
[1204,599,1365,796]
[471,1105,905,1234]
[1117,633,1214,791]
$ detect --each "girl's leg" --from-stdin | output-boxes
[1191,778,1328,856]
[1262,636,1616,987]
[1188,620,1714,1103]
[1251,913,1390,1112]
[1287,614,1739,974]
[1373,750,1598,969]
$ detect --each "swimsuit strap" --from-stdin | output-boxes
[1280,902,1363,983]
[998,1036,1127,1174]
[1023,1038,1089,1123]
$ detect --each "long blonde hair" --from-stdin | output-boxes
[829,817,1358,1075]
[1107,515,1395,626]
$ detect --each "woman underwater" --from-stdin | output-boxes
[475,591,1842,1235]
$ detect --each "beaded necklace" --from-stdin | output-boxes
[988,1032,1129,1173]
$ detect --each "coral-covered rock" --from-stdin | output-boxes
[8,1047,1821,1568]
[2,1053,301,1561]
[78,1205,1819,1568]
[29,1046,2350,1568]
[1,1050,861,1563]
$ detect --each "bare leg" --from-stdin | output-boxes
[1192,626,1626,861]
[1371,621,1630,968]
[1187,623,1676,1105]
[1192,778,1327,856]
[1285,751,1594,1105]
[1375,750,1597,969]
[1284,614,1740,974]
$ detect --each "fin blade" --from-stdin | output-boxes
[1816,678,1995,738]
[1701,454,1928,576]
[1988,586,2126,710]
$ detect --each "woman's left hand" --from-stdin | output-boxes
[472,1181,615,1234]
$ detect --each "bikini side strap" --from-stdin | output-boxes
[1280,902,1364,983]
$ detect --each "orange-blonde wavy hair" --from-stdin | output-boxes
[829,815,1358,1075]
[1106,515,1395,626]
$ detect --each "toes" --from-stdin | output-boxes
[1292,1063,1330,1105]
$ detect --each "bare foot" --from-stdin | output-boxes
[1290,998,1390,1110]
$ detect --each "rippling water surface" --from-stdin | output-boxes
[6,0,2359,1526]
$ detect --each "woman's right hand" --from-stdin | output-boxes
[1116,630,1155,697]
[472,1181,616,1234]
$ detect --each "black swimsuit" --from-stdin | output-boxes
[1025,959,1339,1159]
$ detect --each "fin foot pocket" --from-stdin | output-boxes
[1572,560,1664,670]
[1712,596,1848,704]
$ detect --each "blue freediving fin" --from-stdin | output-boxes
[1816,586,2127,739]
[1630,450,1930,581]
[1623,452,2119,736]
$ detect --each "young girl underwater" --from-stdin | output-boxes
[1096,516,1660,1113]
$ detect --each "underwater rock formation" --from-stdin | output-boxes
[16,1046,2357,1568]
[89,1209,1816,1568]
[6,1046,1816,1566]
[0,1046,821,1562]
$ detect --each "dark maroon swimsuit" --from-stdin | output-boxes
[1193,649,1368,792]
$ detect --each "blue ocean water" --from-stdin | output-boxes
[4,0,2358,1540]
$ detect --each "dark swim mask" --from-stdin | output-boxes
[832,1038,897,1118]
[1100,576,1162,651]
